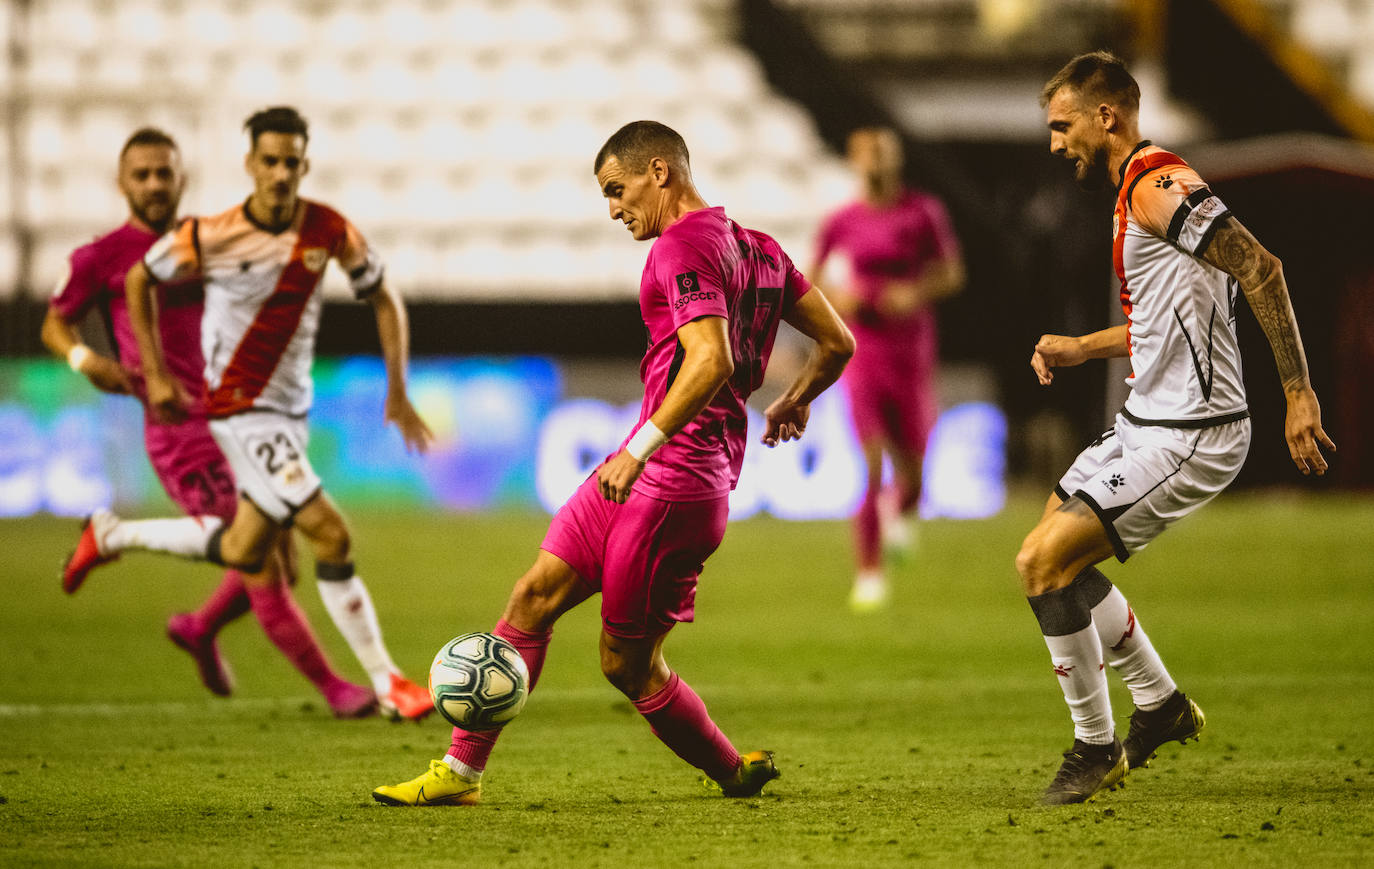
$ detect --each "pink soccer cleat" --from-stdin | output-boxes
[326,681,379,719]
[166,613,234,697]
[61,509,120,594]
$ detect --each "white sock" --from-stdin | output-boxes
[1044,625,1114,745]
[443,755,483,781]
[1091,587,1176,712]
[104,515,222,559]
[855,567,886,587]
[316,575,399,695]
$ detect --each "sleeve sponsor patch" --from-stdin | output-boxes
[672,270,719,312]
[1186,195,1225,229]
[1165,187,1230,255]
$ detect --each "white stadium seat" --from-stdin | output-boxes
[11,0,850,300]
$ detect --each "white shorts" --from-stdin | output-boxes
[1056,413,1251,561]
[209,412,322,523]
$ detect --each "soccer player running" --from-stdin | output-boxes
[372,120,855,806]
[1023,52,1334,804]
[61,108,438,721]
[46,128,374,717]
[811,127,965,612]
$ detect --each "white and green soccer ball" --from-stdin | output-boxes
[428,632,529,731]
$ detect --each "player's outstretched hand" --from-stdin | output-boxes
[83,355,135,395]
[1030,334,1086,385]
[761,397,810,447]
[597,449,643,504]
[146,371,191,424]
[1284,385,1336,476]
[386,395,435,454]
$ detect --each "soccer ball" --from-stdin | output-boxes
[428,632,529,731]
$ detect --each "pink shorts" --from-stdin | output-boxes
[144,416,239,521]
[843,358,937,455]
[541,474,730,639]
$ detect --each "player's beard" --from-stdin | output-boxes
[1073,144,1111,191]
[130,195,175,235]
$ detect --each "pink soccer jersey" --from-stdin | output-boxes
[142,199,383,419]
[815,189,959,365]
[629,206,810,501]
[50,222,208,415]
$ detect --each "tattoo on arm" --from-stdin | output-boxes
[1201,217,1309,390]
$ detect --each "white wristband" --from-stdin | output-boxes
[67,344,93,373]
[625,420,668,463]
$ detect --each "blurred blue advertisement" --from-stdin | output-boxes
[0,358,1004,520]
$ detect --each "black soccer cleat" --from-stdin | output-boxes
[1041,738,1127,805]
[1124,690,1205,769]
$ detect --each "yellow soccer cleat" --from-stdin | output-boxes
[706,750,780,798]
[371,760,481,807]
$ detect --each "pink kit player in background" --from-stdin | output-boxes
[44,127,374,717]
[60,109,437,721]
[813,126,965,612]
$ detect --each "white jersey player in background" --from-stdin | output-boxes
[62,106,438,721]
[1018,52,1334,805]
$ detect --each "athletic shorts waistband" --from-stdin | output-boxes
[1120,408,1250,429]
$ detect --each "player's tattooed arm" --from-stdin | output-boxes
[1198,215,1335,475]
[1200,216,1307,390]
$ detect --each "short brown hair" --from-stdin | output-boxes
[1040,51,1140,113]
[120,127,178,160]
[594,120,690,175]
[244,106,309,148]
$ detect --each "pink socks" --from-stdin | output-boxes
[188,570,251,636]
[632,672,739,782]
[245,580,342,692]
[446,619,552,773]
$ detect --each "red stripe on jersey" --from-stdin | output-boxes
[1114,150,1185,370]
[207,203,344,417]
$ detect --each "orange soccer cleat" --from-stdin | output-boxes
[380,673,434,721]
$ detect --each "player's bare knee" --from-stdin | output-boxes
[1015,537,1059,596]
[218,535,268,574]
[307,522,351,564]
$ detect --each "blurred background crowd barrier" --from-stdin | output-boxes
[0,0,1370,518]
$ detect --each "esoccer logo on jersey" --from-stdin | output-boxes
[673,271,717,311]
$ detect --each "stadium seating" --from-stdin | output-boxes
[4,0,852,300]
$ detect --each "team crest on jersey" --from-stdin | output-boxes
[280,461,305,487]
[1112,212,1120,239]
[302,247,329,274]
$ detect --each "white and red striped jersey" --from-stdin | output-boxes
[143,199,383,419]
[1112,143,1248,426]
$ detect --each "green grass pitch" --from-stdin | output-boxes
[1,493,1371,867]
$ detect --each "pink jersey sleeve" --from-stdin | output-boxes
[813,210,841,267]
[143,218,201,284]
[784,258,812,311]
[333,216,384,299]
[49,244,101,320]
[920,195,961,261]
[653,237,729,328]
[1130,164,1231,257]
